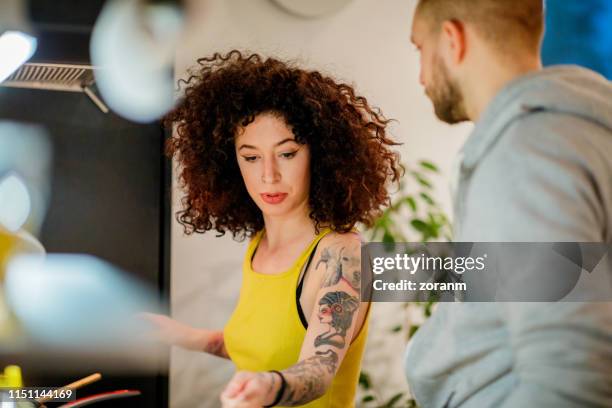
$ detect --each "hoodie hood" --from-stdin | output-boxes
[461,65,612,170]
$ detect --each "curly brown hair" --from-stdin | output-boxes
[164,50,402,240]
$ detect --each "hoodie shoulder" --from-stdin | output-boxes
[461,66,612,170]
[458,110,612,241]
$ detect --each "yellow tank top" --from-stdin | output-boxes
[224,228,370,408]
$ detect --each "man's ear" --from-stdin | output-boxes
[440,20,467,66]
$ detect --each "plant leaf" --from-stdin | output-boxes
[419,160,439,172]
[410,219,429,233]
[362,394,375,403]
[407,398,419,408]
[382,232,395,251]
[415,174,432,189]
[405,196,417,212]
[419,192,435,206]
[408,324,420,338]
[383,393,404,407]
[359,371,372,389]
[424,303,434,317]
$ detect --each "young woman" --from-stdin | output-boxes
[147,50,401,407]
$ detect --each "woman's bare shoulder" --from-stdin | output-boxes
[319,230,362,250]
[310,230,362,292]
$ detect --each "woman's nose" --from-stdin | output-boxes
[261,157,280,184]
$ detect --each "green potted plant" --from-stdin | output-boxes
[358,160,452,408]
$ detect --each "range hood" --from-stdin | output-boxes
[1,62,109,113]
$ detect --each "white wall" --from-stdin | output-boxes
[170,0,471,406]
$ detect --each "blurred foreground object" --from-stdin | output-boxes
[0,365,23,388]
[4,253,163,348]
[0,0,37,83]
[0,31,37,83]
[0,227,45,341]
[0,122,49,342]
[0,122,51,236]
[91,0,183,123]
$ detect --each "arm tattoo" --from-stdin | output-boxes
[278,350,339,406]
[279,291,359,405]
[203,331,229,359]
[316,246,361,292]
[315,291,359,348]
[277,242,362,405]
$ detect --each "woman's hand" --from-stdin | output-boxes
[220,371,280,408]
[138,312,203,350]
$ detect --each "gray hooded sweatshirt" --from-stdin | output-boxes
[405,66,612,407]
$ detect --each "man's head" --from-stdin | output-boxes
[411,0,545,123]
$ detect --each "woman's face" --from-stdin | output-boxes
[235,113,311,218]
[318,304,333,325]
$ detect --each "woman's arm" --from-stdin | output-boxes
[140,313,230,359]
[277,234,362,404]
[221,233,363,406]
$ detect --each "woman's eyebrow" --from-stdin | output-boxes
[238,138,296,151]
[238,144,258,151]
[275,138,297,147]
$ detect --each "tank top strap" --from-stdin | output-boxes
[245,229,265,263]
[244,228,333,275]
[294,227,333,268]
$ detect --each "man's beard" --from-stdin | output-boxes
[426,58,469,124]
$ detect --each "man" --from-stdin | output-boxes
[407,0,612,407]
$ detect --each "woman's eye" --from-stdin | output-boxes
[280,151,297,159]
[243,156,258,162]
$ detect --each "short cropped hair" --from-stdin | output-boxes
[416,0,545,53]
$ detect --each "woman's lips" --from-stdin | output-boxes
[261,193,288,204]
